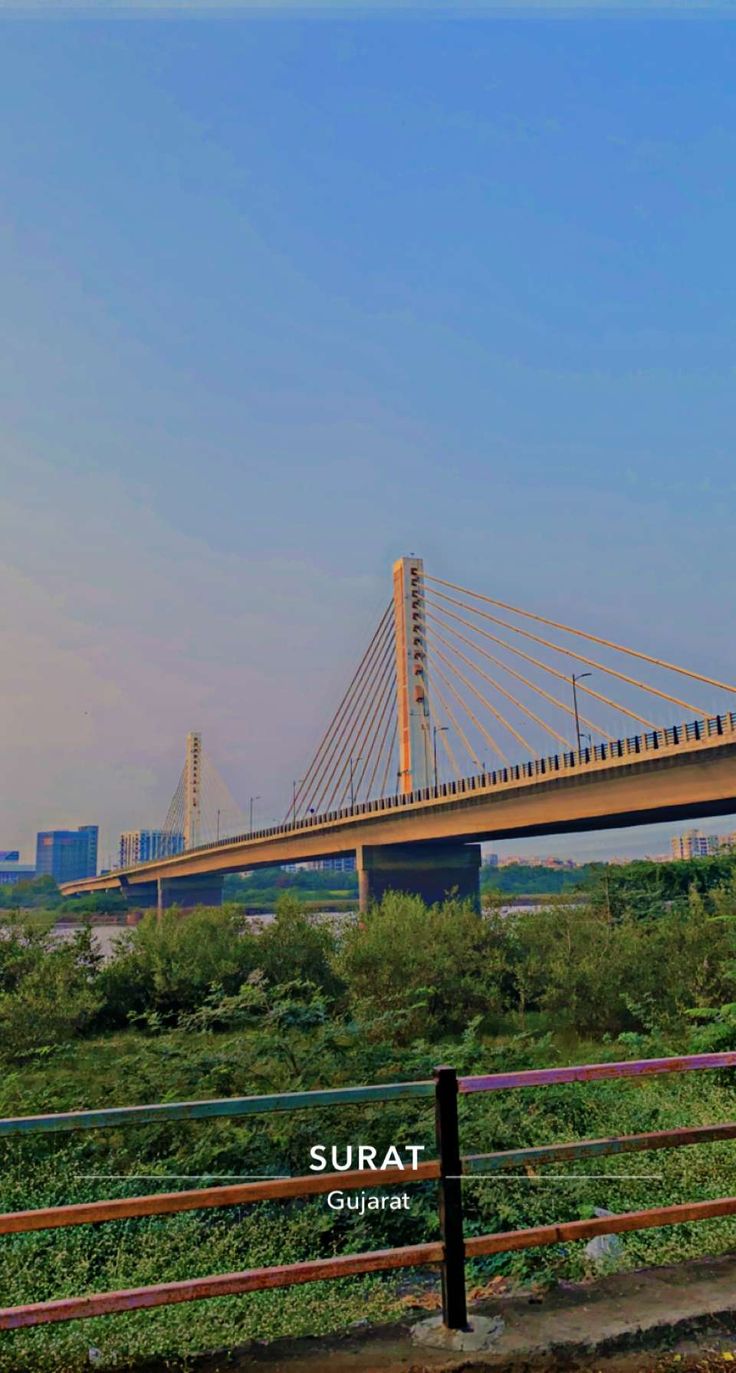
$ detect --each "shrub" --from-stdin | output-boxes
[0,925,102,1058]
[96,904,260,1025]
[337,892,505,1041]
[257,895,344,1000]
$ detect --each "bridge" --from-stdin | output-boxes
[62,557,736,911]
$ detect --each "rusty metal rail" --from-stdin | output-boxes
[1,1051,736,1334]
[459,1050,736,1093]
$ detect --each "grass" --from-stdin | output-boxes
[3,1026,736,1370]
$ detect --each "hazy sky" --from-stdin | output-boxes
[1,6,735,865]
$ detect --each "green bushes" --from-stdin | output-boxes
[0,922,102,1058]
[258,894,344,999]
[337,892,506,1040]
[500,884,736,1036]
[96,904,261,1026]
[4,866,736,1051]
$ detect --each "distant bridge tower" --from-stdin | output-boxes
[184,731,202,850]
[393,556,432,794]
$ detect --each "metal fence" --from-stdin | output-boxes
[2,1050,736,1331]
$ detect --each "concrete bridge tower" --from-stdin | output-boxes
[393,556,432,794]
[183,731,202,851]
[355,556,481,911]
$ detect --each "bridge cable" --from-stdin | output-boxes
[425,574,736,697]
[379,722,398,798]
[306,621,395,816]
[161,767,186,853]
[429,670,486,775]
[428,654,511,765]
[289,602,392,817]
[431,647,532,758]
[424,595,657,729]
[428,695,463,781]
[363,673,399,801]
[425,606,612,741]
[337,661,397,809]
[352,668,397,804]
[428,626,570,752]
[309,626,396,816]
[426,586,702,717]
[429,641,536,758]
[336,637,397,808]
[198,750,248,845]
[289,602,393,820]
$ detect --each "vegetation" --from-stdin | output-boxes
[0,876,126,916]
[3,853,736,1369]
[223,867,358,911]
[480,861,595,896]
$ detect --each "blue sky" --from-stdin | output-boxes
[1,9,735,863]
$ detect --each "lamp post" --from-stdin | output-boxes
[249,795,260,832]
[571,673,591,757]
[433,725,448,790]
[291,779,304,821]
[349,755,362,810]
[216,809,221,842]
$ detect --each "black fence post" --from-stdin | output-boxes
[433,1064,468,1330]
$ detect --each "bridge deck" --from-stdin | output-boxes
[62,713,736,896]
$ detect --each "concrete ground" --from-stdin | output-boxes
[167,1253,736,1373]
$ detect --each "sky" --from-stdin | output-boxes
[1,4,735,865]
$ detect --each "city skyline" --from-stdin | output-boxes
[2,13,735,857]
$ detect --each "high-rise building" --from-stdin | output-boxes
[118,829,184,869]
[35,826,98,883]
[671,829,721,861]
[0,852,36,886]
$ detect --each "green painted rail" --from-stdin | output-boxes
[0,1079,434,1138]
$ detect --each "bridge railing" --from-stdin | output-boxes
[94,709,736,881]
[2,1051,736,1333]
[191,710,736,850]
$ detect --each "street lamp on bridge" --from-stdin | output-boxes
[291,779,304,822]
[433,725,448,790]
[349,755,362,810]
[571,673,592,757]
[249,795,261,832]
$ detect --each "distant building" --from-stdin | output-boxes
[671,829,721,861]
[483,853,499,868]
[498,854,580,869]
[35,826,98,883]
[0,853,36,886]
[118,830,184,868]
[281,856,356,874]
[319,856,356,873]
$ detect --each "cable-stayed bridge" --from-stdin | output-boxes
[62,557,736,910]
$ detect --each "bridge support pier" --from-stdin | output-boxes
[120,874,224,912]
[357,842,481,913]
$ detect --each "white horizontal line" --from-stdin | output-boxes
[453,1173,664,1181]
[73,1174,292,1181]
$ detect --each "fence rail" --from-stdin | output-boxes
[2,1051,736,1334]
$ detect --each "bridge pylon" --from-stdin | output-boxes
[393,556,432,794]
[184,731,202,850]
